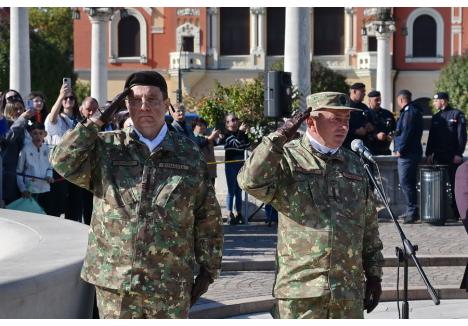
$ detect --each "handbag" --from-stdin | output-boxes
[6,197,46,214]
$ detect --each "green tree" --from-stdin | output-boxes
[0,8,75,106]
[435,53,468,115]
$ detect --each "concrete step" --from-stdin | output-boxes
[190,267,468,318]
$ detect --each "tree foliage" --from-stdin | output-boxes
[435,53,468,115]
[0,8,75,107]
[191,59,350,144]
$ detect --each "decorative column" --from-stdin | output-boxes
[250,7,265,68]
[344,8,354,54]
[207,8,219,68]
[376,32,392,110]
[284,7,310,111]
[364,8,396,110]
[86,8,114,106]
[9,8,31,98]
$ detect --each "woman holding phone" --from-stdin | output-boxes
[44,80,81,219]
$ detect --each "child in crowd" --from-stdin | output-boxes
[16,122,54,215]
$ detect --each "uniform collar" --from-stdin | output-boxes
[127,124,176,153]
[300,133,345,162]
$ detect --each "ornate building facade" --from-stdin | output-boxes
[73,7,468,112]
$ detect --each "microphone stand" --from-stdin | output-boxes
[359,157,440,319]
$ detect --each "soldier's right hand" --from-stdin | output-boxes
[91,88,130,126]
[277,107,312,141]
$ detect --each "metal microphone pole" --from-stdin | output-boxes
[359,156,440,319]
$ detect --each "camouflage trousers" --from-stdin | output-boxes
[95,286,190,319]
[272,294,364,319]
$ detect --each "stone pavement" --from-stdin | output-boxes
[191,215,468,318]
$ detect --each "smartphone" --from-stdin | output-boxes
[26,99,35,112]
[63,77,72,89]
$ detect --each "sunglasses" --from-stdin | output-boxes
[6,94,22,103]
[64,96,75,101]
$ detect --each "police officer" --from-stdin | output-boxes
[366,90,396,155]
[343,83,374,149]
[51,71,223,318]
[394,89,424,224]
[238,92,384,319]
[426,91,467,219]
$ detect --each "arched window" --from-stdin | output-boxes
[220,7,250,55]
[313,8,344,55]
[109,8,148,63]
[266,7,285,55]
[413,15,437,57]
[405,8,444,62]
[118,16,140,57]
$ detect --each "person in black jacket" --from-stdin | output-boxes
[220,113,250,225]
[366,90,396,155]
[426,92,467,219]
[394,89,423,224]
[342,83,374,149]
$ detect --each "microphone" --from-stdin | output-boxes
[351,139,376,164]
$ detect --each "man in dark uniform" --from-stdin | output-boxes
[366,90,396,155]
[343,83,374,149]
[426,92,467,219]
[394,89,424,224]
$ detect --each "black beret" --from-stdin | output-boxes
[397,89,412,98]
[350,82,366,90]
[368,90,381,98]
[124,71,167,96]
[433,92,449,100]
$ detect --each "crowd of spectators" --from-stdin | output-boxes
[1,81,466,227]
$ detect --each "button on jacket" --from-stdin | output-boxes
[238,132,384,300]
[51,123,223,297]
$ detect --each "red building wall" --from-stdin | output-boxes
[73,7,207,72]
[393,7,452,71]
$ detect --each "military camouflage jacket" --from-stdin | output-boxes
[238,132,384,300]
[51,122,223,295]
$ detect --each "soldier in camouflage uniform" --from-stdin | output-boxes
[238,92,384,319]
[51,71,223,318]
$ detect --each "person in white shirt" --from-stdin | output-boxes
[44,82,81,219]
[16,122,54,215]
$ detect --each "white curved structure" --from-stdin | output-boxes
[0,209,93,318]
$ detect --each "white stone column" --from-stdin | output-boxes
[258,9,266,52]
[284,7,311,111]
[250,8,258,55]
[9,8,30,98]
[87,9,113,106]
[376,31,392,110]
[207,8,219,68]
[344,8,354,54]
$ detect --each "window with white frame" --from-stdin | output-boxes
[405,8,444,63]
[109,8,148,63]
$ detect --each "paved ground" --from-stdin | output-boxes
[194,213,468,317]
[228,299,468,319]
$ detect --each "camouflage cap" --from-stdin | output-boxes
[306,92,361,112]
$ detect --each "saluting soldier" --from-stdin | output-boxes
[51,71,223,318]
[366,90,396,155]
[426,91,467,219]
[238,92,384,319]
